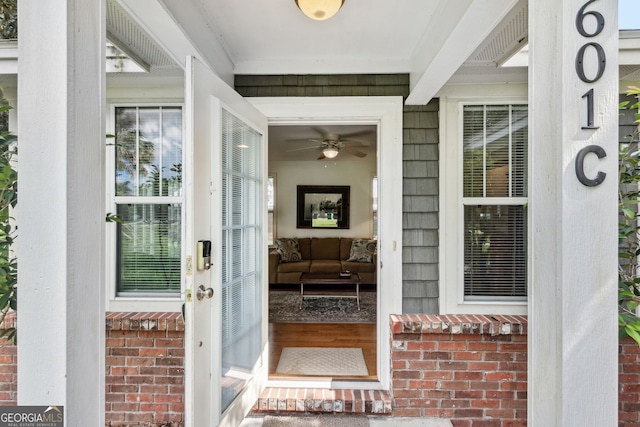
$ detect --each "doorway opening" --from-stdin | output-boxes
[249,95,404,391]
[267,123,379,382]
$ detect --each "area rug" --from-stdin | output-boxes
[275,347,368,376]
[269,291,376,323]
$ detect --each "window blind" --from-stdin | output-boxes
[462,104,528,300]
[220,108,263,412]
[463,205,527,298]
[116,203,181,294]
[463,105,528,198]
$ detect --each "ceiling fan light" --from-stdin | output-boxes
[322,147,339,158]
[295,0,344,21]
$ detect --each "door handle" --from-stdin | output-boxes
[196,285,214,301]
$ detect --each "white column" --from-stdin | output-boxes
[17,1,105,425]
[529,0,618,426]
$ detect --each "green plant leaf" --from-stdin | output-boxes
[625,325,640,345]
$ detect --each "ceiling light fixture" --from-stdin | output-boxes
[295,0,344,21]
[322,147,339,158]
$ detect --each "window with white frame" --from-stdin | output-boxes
[372,175,378,240]
[112,106,183,297]
[461,104,528,301]
[267,176,275,246]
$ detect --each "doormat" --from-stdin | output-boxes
[275,347,368,376]
[269,291,376,323]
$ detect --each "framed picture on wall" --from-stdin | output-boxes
[296,185,350,229]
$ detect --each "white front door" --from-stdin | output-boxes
[184,56,269,427]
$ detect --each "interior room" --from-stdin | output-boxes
[266,123,379,380]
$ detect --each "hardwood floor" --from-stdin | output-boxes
[268,322,377,380]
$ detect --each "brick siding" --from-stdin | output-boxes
[0,313,16,405]
[105,313,185,427]
[0,313,638,425]
[619,338,640,425]
[390,314,528,426]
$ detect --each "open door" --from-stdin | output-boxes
[184,56,269,427]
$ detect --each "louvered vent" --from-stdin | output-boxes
[620,65,640,81]
[106,0,177,69]
[467,2,528,65]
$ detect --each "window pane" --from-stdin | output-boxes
[162,108,183,197]
[267,177,275,211]
[463,105,528,198]
[115,107,140,196]
[115,107,183,197]
[267,177,275,246]
[511,105,528,197]
[116,203,181,295]
[138,108,161,196]
[463,204,527,299]
[462,105,486,198]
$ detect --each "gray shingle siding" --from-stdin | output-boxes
[235,74,439,314]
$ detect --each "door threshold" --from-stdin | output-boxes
[268,378,384,390]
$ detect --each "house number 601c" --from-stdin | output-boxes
[575,0,607,187]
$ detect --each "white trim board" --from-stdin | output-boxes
[249,96,404,391]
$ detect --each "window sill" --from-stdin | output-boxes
[106,297,183,313]
[461,299,527,305]
[390,314,527,336]
[106,311,184,331]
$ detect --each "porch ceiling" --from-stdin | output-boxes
[111,0,528,104]
[0,2,636,100]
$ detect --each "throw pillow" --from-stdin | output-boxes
[274,238,303,263]
[347,239,377,263]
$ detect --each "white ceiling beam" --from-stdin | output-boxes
[234,58,412,76]
[405,0,521,105]
[158,0,235,83]
[116,0,234,86]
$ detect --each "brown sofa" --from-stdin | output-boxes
[269,237,377,285]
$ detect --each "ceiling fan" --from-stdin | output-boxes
[286,128,373,160]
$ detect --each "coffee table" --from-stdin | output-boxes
[299,272,362,310]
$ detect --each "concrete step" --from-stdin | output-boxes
[240,414,454,427]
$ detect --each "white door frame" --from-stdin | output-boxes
[249,96,404,390]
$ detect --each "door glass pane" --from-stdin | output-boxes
[220,109,263,412]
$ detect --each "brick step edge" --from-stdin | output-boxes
[252,388,392,415]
